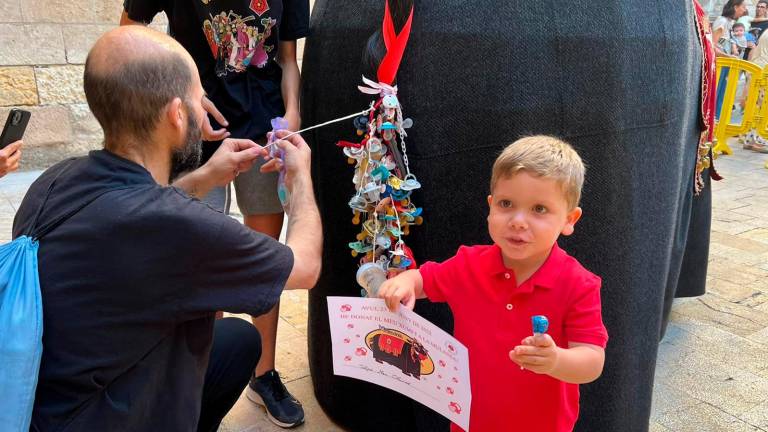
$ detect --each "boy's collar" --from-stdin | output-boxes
[481,243,567,292]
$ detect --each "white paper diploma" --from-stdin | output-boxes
[327,297,471,431]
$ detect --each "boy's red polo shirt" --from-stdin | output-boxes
[420,243,608,432]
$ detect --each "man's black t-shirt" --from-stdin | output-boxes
[12,150,293,431]
[124,0,309,148]
[752,19,768,40]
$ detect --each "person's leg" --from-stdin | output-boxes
[244,213,284,376]
[234,159,303,428]
[198,318,262,432]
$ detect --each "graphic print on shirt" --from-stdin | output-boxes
[202,7,276,76]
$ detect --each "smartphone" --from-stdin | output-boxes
[0,109,31,150]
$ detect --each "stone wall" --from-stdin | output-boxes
[0,0,171,169]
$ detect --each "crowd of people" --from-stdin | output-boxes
[714,0,768,153]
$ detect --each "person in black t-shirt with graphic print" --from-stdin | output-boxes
[121,0,309,427]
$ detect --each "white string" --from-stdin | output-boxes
[263,106,375,152]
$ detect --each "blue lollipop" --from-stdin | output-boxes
[532,315,549,335]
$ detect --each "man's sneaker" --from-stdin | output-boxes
[246,370,304,428]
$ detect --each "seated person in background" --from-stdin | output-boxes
[12,26,321,432]
[0,140,22,178]
[378,136,608,431]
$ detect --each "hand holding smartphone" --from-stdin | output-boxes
[0,109,29,177]
[1,109,31,149]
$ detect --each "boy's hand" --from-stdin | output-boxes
[509,334,560,375]
[377,276,417,312]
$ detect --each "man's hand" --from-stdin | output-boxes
[201,96,230,142]
[0,140,22,178]
[509,334,560,375]
[203,138,266,185]
[260,130,311,190]
[174,138,264,198]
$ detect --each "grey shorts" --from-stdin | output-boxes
[233,156,283,216]
[201,154,283,216]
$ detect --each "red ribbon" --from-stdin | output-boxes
[377,1,414,85]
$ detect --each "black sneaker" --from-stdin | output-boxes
[246,370,305,428]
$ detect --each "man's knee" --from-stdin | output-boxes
[215,317,262,369]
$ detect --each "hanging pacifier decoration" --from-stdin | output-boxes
[337,1,420,298]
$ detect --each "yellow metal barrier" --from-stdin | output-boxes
[713,57,764,155]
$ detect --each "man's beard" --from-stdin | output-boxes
[170,106,203,181]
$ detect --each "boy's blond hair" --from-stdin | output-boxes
[490,136,585,209]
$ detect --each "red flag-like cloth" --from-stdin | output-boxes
[377,1,414,85]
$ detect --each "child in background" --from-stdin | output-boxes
[378,136,608,432]
[732,22,750,58]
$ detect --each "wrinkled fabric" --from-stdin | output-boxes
[0,237,42,431]
[301,1,710,431]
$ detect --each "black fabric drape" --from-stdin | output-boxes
[301,1,710,430]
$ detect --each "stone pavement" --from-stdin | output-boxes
[649,143,768,432]
[1,143,766,431]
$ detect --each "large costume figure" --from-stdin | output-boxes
[301,1,711,430]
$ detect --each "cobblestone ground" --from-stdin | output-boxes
[1,143,766,431]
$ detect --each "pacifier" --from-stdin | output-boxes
[390,188,410,200]
[362,182,382,201]
[353,115,369,133]
[357,262,388,297]
[402,207,423,223]
[401,118,414,129]
[388,176,403,190]
[349,241,373,257]
[343,145,366,159]
[382,156,397,170]
[371,165,390,181]
[382,129,395,141]
[367,137,383,154]
[380,122,397,140]
[363,219,381,236]
[382,94,399,109]
[375,234,392,248]
[348,195,369,211]
[401,174,422,191]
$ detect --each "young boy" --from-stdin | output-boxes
[378,136,608,432]
[732,22,750,58]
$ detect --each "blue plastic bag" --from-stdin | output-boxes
[0,235,43,431]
